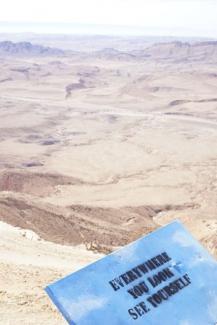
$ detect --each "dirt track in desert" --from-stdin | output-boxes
[0,37,217,323]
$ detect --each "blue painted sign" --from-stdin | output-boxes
[45,221,217,324]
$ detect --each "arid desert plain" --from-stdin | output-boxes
[0,35,217,324]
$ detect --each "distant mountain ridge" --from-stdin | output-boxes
[0,41,64,56]
[130,41,217,62]
[94,41,217,62]
[0,40,217,61]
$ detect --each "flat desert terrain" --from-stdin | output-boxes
[0,36,217,323]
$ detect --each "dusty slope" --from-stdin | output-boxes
[0,221,102,324]
[0,190,187,252]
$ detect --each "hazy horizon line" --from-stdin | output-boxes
[0,22,216,40]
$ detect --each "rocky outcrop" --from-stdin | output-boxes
[0,41,64,56]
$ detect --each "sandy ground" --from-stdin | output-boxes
[0,37,217,323]
[0,221,102,324]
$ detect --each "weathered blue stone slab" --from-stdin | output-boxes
[45,221,217,325]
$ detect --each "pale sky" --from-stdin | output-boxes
[0,0,217,37]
